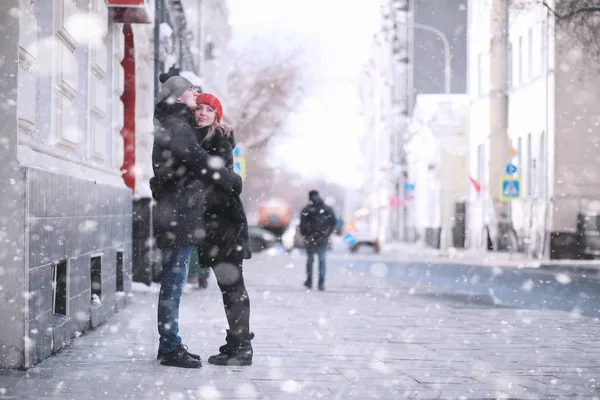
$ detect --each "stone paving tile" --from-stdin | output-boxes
[2,253,600,400]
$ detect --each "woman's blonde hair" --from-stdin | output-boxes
[204,119,231,142]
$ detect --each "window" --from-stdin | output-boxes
[91,256,102,301]
[526,133,533,196]
[116,251,124,292]
[507,42,513,88]
[538,131,546,196]
[18,0,38,137]
[517,137,522,170]
[518,36,524,85]
[541,19,548,75]
[52,260,68,316]
[477,53,486,96]
[54,0,80,149]
[205,41,216,60]
[477,143,485,194]
[527,29,533,80]
[478,0,490,15]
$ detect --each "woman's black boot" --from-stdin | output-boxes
[208,330,254,366]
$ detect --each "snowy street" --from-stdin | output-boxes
[1,251,599,400]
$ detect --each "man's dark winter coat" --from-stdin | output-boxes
[196,126,251,263]
[299,195,337,251]
[150,101,242,249]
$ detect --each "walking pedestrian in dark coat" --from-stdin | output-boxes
[151,74,242,369]
[299,190,337,291]
[192,93,254,366]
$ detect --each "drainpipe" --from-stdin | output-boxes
[153,0,163,104]
[482,0,510,251]
[539,5,551,260]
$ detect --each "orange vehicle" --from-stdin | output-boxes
[257,198,292,237]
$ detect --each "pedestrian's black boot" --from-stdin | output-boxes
[159,344,202,368]
[208,330,254,366]
[304,280,312,289]
[157,344,201,361]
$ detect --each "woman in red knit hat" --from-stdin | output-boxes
[193,93,254,366]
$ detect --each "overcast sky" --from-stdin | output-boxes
[227,0,382,189]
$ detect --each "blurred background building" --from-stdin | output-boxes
[364,0,600,261]
[360,0,468,245]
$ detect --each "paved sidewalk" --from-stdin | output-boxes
[1,252,600,399]
[382,241,600,274]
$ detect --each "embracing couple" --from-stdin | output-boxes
[150,73,253,369]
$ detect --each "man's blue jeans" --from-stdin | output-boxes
[158,245,194,353]
[306,245,327,284]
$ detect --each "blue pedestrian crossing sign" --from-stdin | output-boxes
[505,163,518,175]
[232,144,244,157]
[499,176,521,201]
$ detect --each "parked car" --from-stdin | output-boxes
[248,226,278,253]
[343,221,380,253]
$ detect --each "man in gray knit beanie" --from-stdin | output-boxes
[158,73,197,107]
[152,73,203,368]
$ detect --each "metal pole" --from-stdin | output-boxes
[153,0,163,104]
[413,23,452,93]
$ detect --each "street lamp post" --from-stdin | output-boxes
[413,23,452,94]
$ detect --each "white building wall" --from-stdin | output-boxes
[466,0,492,249]
[552,15,600,238]
[407,129,438,232]
[359,35,393,243]
[407,94,468,249]
[506,4,554,256]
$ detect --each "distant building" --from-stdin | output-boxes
[359,34,394,243]
[384,0,468,242]
[466,0,600,259]
[406,95,468,249]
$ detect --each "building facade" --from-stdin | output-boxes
[377,0,468,243]
[359,34,395,243]
[406,94,468,249]
[0,0,152,369]
[466,0,600,259]
[465,0,510,251]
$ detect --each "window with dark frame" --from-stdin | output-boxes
[527,28,533,79]
[91,256,102,300]
[116,251,124,292]
[52,260,67,316]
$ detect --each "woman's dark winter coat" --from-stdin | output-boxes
[196,126,252,264]
[150,101,242,249]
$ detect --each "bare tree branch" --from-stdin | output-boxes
[511,0,600,75]
[226,48,306,151]
[541,1,600,20]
